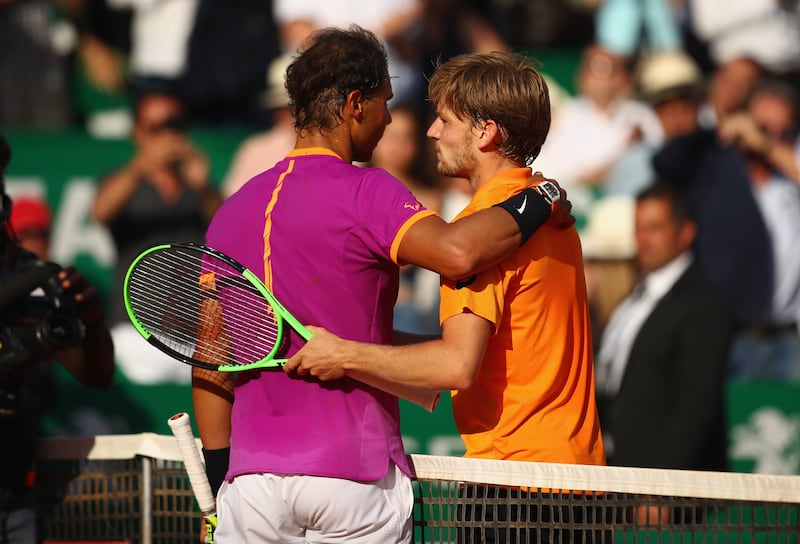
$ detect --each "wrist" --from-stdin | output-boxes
[531,180,561,212]
[202,446,230,496]
[493,186,552,245]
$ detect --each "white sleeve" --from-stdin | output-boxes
[690,0,779,40]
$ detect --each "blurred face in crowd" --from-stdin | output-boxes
[708,58,761,117]
[655,96,699,140]
[133,94,186,145]
[577,45,631,109]
[748,91,796,145]
[635,196,695,274]
[17,229,50,260]
[371,107,420,174]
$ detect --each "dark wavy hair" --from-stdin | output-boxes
[287,25,389,134]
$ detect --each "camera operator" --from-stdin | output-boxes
[0,133,114,544]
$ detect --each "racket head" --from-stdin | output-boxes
[124,242,288,371]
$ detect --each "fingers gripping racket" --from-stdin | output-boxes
[125,242,439,411]
[167,412,217,544]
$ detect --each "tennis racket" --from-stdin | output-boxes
[125,241,308,372]
[167,412,217,544]
[125,242,439,411]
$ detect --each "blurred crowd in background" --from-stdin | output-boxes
[2,0,800,390]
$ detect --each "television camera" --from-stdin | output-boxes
[0,134,85,377]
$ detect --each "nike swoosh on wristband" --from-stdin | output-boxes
[514,194,527,214]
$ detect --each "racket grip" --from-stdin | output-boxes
[168,412,217,517]
[352,373,440,412]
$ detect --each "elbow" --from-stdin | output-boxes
[444,359,480,391]
[448,373,475,391]
[436,241,480,280]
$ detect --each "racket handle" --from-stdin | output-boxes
[168,412,218,517]
[352,372,440,412]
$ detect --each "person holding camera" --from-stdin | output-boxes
[92,91,223,329]
[0,134,115,544]
[92,92,223,384]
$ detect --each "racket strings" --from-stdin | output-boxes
[127,248,283,367]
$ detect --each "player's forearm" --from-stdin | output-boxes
[400,209,519,280]
[340,338,478,390]
[439,207,523,278]
[191,368,233,449]
[402,189,552,279]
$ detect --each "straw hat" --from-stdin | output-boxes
[262,54,293,110]
[637,51,703,105]
[580,195,636,260]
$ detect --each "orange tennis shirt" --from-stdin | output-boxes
[441,168,606,466]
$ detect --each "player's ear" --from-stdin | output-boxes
[477,119,502,150]
[347,90,364,119]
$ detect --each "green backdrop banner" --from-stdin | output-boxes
[4,130,800,471]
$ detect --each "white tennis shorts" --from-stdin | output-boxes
[213,462,413,543]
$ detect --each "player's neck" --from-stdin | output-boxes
[294,125,354,163]
[469,155,524,191]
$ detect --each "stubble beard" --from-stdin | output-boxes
[436,143,476,180]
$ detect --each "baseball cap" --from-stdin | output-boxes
[637,51,703,105]
[9,197,52,235]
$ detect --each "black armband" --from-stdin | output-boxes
[493,186,552,245]
[203,446,230,495]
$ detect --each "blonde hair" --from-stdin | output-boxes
[428,52,551,165]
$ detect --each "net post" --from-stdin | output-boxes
[141,455,153,544]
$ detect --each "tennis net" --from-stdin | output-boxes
[35,434,800,543]
[410,454,800,543]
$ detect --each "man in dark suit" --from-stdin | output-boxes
[595,181,733,473]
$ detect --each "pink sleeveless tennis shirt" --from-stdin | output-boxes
[205,148,435,482]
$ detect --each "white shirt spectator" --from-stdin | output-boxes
[108,0,199,78]
[691,0,800,75]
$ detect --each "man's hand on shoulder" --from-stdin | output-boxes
[528,172,574,229]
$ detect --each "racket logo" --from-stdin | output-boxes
[199,271,217,291]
